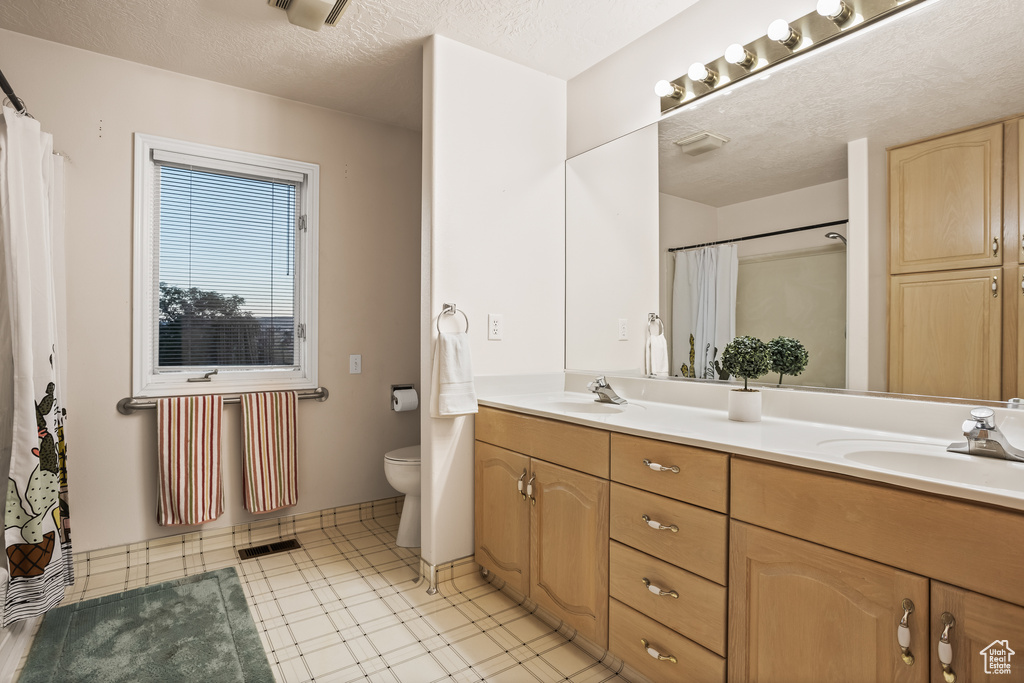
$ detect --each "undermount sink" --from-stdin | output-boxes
[817,438,1024,490]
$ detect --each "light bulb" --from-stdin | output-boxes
[724,43,756,69]
[816,0,842,17]
[767,19,801,48]
[654,80,683,99]
[687,63,709,82]
[816,0,852,23]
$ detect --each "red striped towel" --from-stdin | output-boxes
[156,396,224,526]
[240,392,298,514]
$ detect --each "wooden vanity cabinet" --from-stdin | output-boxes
[474,442,531,595]
[731,457,1024,683]
[474,407,610,647]
[729,522,929,683]
[530,458,609,646]
[930,583,1024,683]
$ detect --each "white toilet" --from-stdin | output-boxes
[384,445,421,547]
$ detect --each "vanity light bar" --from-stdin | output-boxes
[658,0,931,115]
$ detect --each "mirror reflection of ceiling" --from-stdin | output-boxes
[659,0,1024,207]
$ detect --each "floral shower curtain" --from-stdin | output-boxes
[671,244,738,379]
[0,107,72,626]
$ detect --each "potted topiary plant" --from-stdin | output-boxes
[720,336,770,422]
[768,336,809,387]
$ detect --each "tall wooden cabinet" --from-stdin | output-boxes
[888,119,1021,400]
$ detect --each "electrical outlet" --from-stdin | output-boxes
[349,354,361,374]
[618,319,628,341]
[488,313,503,340]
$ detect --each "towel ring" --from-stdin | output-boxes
[648,314,665,336]
[437,303,469,334]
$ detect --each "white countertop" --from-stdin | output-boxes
[478,390,1024,512]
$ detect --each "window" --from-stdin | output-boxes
[133,134,318,397]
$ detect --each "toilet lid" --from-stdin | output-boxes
[385,445,420,463]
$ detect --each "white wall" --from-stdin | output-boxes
[566,126,659,373]
[0,29,422,552]
[716,180,849,250]
[421,36,566,566]
[847,138,889,391]
[567,0,811,155]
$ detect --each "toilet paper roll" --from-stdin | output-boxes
[393,388,419,412]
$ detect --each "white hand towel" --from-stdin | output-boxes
[430,331,478,417]
[648,333,669,377]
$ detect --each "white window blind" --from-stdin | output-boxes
[133,134,319,397]
[153,161,299,369]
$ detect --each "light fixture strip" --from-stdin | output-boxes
[659,0,929,114]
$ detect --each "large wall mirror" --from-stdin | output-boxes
[566,0,1024,402]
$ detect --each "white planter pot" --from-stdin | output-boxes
[728,389,762,422]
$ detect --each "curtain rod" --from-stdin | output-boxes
[0,67,28,116]
[667,219,848,253]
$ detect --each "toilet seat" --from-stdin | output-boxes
[385,445,420,464]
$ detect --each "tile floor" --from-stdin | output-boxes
[15,506,631,683]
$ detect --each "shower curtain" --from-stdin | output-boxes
[672,245,738,379]
[0,107,72,626]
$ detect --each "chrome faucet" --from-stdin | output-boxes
[947,407,1024,461]
[587,376,627,405]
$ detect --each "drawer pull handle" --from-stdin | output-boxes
[517,471,527,501]
[938,612,956,683]
[641,514,678,532]
[993,237,999,256]
[640,638,677,664]
[897,598,915,666]
[527,474,536,506]
[643,459,680,473]
[642,577,679,598]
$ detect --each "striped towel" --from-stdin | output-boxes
[240,392,298,514]
[156,396,224,526]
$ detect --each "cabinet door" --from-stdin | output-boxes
[889,268,1002,400]
[474,442,531,595]
[890,123,1002,274]
[930,583,1024,683]
[530,458,610,648]
[729,522,929,683]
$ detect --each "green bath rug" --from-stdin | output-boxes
[19,567,274,683]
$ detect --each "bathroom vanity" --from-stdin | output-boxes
[473,390,1024,683]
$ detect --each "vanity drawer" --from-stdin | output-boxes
[475,406,609,478]
[732,457,1024,607]
[609,598,726,683]
[609,541,726,656]
[610,483,727,585]
[611,433,728,513]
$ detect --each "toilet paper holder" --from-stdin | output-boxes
[391,384,417,411]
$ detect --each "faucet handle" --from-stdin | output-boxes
[970,407,996,429]
[588,376,609,390]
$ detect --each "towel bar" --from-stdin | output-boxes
[117,386,329,415]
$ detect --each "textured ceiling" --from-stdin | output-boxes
[0,0,699,131]
[658,0,1024,207]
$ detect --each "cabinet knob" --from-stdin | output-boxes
[897,598,915,666]
[517,470,527,501]
[640,638,677,664]
[641,577,679,598]
[993,275,999,298]
[938,612,957,683]
[526,474,536,506]
[641,514,679,532]
[993,237,999,256]
[643,459,680,473]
